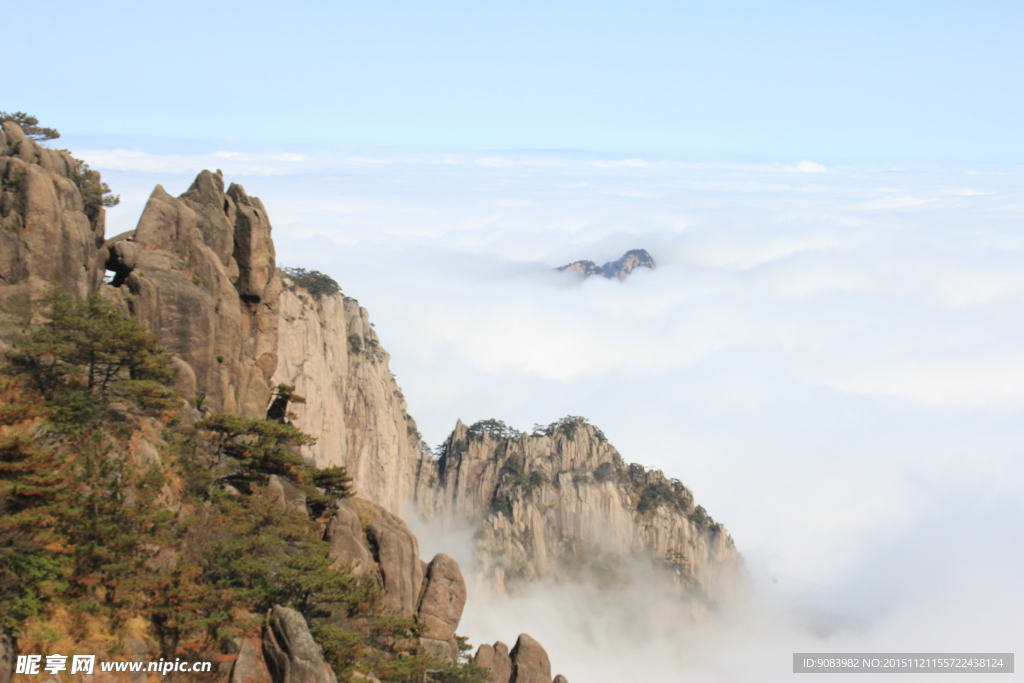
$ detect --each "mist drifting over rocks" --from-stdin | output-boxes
[70,138,1024,680]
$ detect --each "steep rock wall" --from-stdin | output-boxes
[416,418,741,601]
[272,282,425,515]
[0,121,106,317]
[110,170,280,417]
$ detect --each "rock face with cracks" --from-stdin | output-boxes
[263,605,338,683]
[473,642,513,683]
[108,170,281,418]
[509,634,551,683]
[0,121,106,331]
[416,418,742,601]
[272,282,425,515]
[416,553,468,662]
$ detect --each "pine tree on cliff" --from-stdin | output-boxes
[0,111,120,207]
[0,111,59,141]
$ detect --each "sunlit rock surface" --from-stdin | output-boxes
[416,418,741,601]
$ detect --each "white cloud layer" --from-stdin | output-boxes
[83,140,1024,679]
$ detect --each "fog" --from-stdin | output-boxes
[77,139,1024,680]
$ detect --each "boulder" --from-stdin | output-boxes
[362,504,424,617]
[232,638,272,683]
[415,553,467,661]
[474,641,512,683]
[553,676,569,683]
[262,605,337,683]
[509,634,550,683]
[268,475,307,513]
[325,499,373,575]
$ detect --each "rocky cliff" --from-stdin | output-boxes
[105,170,282,418]
[0,120,106,318]
[557,248,655,281]
[1,128,281,420]
[272,282,426,515]
[1,121,570,682]
[415,417,741,602]
[0,118,732,682]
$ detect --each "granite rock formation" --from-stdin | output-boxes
[416,418,741,601]
[473,642,512,683]
[557,248,655,281]
[263,605,338,683]
[473,635,567,683]
[272,281,424,514]
[231,638,273,683]
[325,499,374,576]
[0,121,106,327]
[105,170,281,418]
[416,553,468,661]
[0,128,730,680]
[509,634,551,683]
[324,498,469,663]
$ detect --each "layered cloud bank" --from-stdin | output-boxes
[80,138,1024,678]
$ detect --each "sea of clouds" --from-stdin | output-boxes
[75,137,1023,680]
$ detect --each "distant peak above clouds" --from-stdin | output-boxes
[557,248,656,281]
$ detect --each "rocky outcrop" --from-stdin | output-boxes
[552,676,569,683]
[509,634,551,683]
[324,498,471,663]
[557,249,655,281]
[473,642,512,683]
[0,121,106,324]
[416,418,741,601]
[272,281,424,515]
[231,638,273,683]
[0,138,280,419]
[362,502,426,618]
[107,171,281,418]
[263,605,338,683]
[415,553,467,661]
[325,499,374,576]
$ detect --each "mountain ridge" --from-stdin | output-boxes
[557,248,655,281]
[0,117,737,683]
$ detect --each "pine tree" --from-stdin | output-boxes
[0,111,59,141]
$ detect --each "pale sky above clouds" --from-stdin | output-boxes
[8,1,1024,161]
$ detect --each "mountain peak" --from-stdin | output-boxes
[557,248,655,281]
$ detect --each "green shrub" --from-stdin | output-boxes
[347,334,363,354]
[467,419,522,441]
[7,287,177,426]
[0,111,60,141]
[593,462,616,483]
[283,267,341,300]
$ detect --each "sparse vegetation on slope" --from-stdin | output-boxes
[0,289,488,682]
[283,267,342,300]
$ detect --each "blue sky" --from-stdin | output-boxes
[10,0,1023,162]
